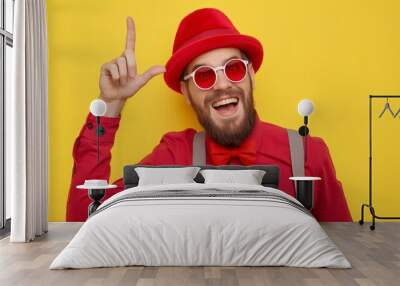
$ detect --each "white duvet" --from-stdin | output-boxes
[50,183,351,269]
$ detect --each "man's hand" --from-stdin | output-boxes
[98,17,165,117]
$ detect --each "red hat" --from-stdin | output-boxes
[164,8,264,94]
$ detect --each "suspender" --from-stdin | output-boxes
[192,129,304,177]
[192,131,206,166]
[286,129,305,177]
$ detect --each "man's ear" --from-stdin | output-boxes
[249,64,255,90]
[180,81,191,106]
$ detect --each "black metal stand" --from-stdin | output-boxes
[88,189,105,216]
[359,95,400,230]
[295,180,314,210]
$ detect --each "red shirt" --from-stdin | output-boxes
[66,112,352,222]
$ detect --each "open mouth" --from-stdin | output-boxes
[211,97,240,117]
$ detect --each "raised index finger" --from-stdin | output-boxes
[125,16,136,51]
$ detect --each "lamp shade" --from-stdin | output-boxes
[90,99,107,117]
[298,99,314,117]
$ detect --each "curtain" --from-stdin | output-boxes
[7,0,48,242]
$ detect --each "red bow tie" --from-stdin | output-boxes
[207,137,257,165]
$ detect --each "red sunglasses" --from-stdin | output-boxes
[183,58,249,90]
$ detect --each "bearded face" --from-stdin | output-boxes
[181,48,257,148]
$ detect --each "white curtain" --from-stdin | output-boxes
[7,0,49,242]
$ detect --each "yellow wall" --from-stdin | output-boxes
[46,0,400,221]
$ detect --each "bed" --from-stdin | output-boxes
[50,165,350,269]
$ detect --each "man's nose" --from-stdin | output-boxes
[213,69,232,90]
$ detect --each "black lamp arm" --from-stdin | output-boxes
[95,116,105,136]
[95,116,105,163]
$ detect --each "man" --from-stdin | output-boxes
[67,8,352,222]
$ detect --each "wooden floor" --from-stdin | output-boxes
[0,222,399,286]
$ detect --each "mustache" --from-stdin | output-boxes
[205,88,245,106]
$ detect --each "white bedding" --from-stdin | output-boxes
[50,183,351,269]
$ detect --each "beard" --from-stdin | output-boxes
[188,83,257,148]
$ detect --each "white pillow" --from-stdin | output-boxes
[200,169,266,185]
[135,167,201,186]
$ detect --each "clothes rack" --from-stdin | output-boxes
[359,95,400,230]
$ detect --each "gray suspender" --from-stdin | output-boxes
[192,129,304,178]
[286,129,305,177]
[192,131,206,165]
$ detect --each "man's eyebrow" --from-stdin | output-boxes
[188,55,240,73]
